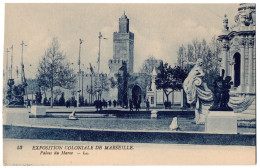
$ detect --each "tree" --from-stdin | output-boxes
[139,56,162,75]
[53,96,59,106]
[95,73,110,101]
[139,56,163,90]
[37,38,76,108]
[43,97,48,106]
[79,95,84,106]
[115,62,130,106]
[155,63,188,107]
[177,37,221,91]
[35,90,42,105]
[84,98,88,106]
[59,92,65,106]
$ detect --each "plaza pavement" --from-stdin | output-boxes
[2,106,255,134]
[3,105,195,116]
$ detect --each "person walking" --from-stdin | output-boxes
[27,100,31,108]
[113,100,117,107]
[129,99,133,112]
[146,99,150,111]
[136,100,141,112]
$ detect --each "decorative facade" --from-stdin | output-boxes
[218,3,256,116]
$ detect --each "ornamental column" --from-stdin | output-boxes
[230,58,235,87]
[248,36,254,93]
[239,37,246,93]
[221,40,229,77]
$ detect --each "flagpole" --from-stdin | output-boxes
[77,38,83,107]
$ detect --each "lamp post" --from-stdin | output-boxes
[88,63,95,104]
[97,32,107,100]
[4,48,10,104]
[10,45,13,79]
[5,48,10,84]
[27,64,36,104]
[81,64,90,105]
[77,38,83,107]
[20,40,28,102]
[82,71,84,104]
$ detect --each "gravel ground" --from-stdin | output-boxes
[3,107,255,134]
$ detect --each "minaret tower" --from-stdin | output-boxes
[119,11,129,33]
[109,12,134,74]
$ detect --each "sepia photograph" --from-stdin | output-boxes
[1,1,257,166]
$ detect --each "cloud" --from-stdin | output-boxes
[3,4,238,78]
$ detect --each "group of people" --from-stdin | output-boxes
[65,99,77,108]
[93,98,151,112]
[94,99,119,111]
[129,99,150,112]
[27,95,151,112]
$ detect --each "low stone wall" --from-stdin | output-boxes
[3,125,255,146]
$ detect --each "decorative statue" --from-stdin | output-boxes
[6,79,26,107]
[210,69,233,111]
[183,58,213,124]
[210,71,224,110]
[169,117,180,130]
[222,76,233,110]
[68,110,78,120]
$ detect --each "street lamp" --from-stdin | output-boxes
[5,48,10,83]
[81,63,90,102]
[20,40,28,102]
[97,32,107,100]
[77,38,84,107]
[10,45,14,79]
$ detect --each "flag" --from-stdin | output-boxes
[89,63,94,74]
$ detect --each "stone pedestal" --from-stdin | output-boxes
[3,109,30,125]
[31,106,46,117]
[195,103,211,125]
[206,111,237,134]
[151,110,158,119]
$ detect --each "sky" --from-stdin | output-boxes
[3,3,238,79]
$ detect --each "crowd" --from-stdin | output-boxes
[92,98,150,112]
[26,94,151,112]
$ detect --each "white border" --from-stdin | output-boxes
[0,0,258,168]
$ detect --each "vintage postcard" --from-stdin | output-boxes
[2,2,256,165]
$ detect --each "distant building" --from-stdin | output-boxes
[108,12,182,107]
[108,12,149,106]
[70,12,182,107]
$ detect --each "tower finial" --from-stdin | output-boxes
[223,14,229,31]
[121,11,127,19]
